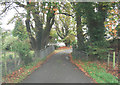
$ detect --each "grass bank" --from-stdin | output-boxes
[69,54,118,84]
[2,49,66,83]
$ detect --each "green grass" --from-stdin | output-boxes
[76,61,118,83]
[2,56,48,83]
[2,49,49,83]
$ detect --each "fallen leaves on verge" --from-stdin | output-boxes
[2,51,56,83]
[2,47,70,83]
[69,53,118,83]
[57,46,72,50]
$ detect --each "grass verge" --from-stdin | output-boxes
[69,53,118,84]
[2,50,55,83]
[2,49,66,83]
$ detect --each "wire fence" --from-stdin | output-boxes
[72,48,119,71]
[72,47,118,62]
[2,45,55,77]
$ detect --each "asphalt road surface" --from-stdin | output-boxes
[22,49,94,83]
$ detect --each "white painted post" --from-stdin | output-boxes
[108,53,110,67]
[113,51,115,69]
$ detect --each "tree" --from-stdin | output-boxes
[73,2,87,51]
[0,23,2,54]
[12,18,28,41]
[83,2,116,60]
[11,39,32,65]
[55,16,76,46]
[71,2,119,60]
[55,2,76,47]
[1,2,57,57]
[12,18,32,65]
[105,4,119,38]
[1,1,75,57]
[1,31,11,75]
[22,2,56,57]
[49,29,58,43]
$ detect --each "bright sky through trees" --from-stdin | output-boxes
[0,4,25,31]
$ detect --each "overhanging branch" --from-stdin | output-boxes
[14,2,26,8]
[0,2,13,15]
[50,16,55,28]
[57,13,74,18]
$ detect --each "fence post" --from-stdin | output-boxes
[3,52,7,76]
[14,52,17,67]
[113,51,115,69]
[107,53,110,67]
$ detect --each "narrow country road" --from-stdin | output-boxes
[21,49,94,83]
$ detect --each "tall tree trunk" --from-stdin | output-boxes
[85,3,108,60]
[32,10,43,50]
[85,3,107,43]
[41,16,55,48]
[76,14,85,51]
[25,2,55,57]
[25,3,43,57]
[118,3,120,82]
[4,52,7,75]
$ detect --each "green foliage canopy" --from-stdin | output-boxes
[12,18,28,41]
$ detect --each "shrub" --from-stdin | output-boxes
[11,40,32,65]
[87,41,112,61]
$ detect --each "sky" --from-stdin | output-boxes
[0,9,15,31]
[0,4,25,31]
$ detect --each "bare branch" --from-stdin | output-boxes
[56,30,64,39]
[14,2,26,8]
[13,6,20,14]
[55,20,64,39]
[50,16,55,28]
[7,15,19,25]
[13,6,26,16]
[57,13,74,18]
[0,2,13,15]
[59,17,69,30]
